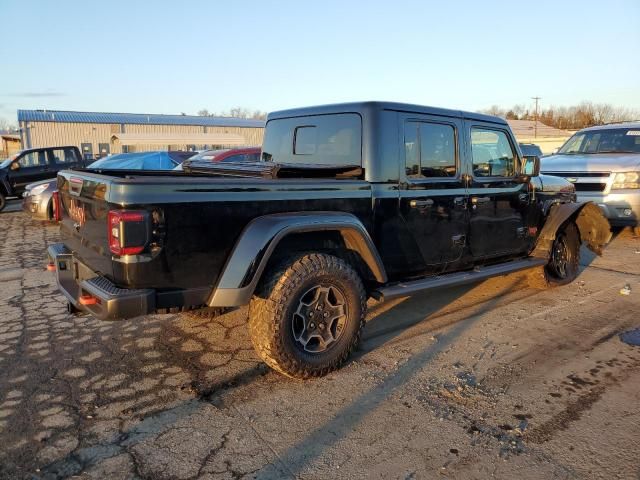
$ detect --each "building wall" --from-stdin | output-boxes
[19,121,264,157]
[0,137,21,158]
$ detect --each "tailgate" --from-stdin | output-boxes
[58,171,114,279]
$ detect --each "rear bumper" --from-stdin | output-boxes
[47,243,155,320]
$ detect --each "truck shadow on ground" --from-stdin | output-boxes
[4,207,623,478]
[257,276,530,477]
[17,270,531,478]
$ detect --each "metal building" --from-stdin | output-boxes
[17,110,265,159]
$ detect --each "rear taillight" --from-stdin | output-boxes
[52,191,62,221]
[107,210,148,255]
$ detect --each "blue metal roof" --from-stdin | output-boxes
[17,109,265,128]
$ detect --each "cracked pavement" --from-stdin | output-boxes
[0,206,639,479]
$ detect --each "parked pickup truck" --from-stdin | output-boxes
[0,145,84,211]
[48,102,610,378]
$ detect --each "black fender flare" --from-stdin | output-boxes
[531,201,612,259]
[207,212,388,307]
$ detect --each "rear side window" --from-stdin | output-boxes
[50,148,79,164]
[405,122,456,178]
[471,128,516,178]
[262,113,362,166]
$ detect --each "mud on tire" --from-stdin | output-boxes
[248,253,367,379]
[528,222,581,289]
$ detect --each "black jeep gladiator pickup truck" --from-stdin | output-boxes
[48,102,610,378]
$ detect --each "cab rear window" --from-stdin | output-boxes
[262,113,362,166]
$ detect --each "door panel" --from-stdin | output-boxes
[81,143,93,161]
[465,123,531,259]
[98,143,110,159]
[10,150,50,194]
[399,116,469,273]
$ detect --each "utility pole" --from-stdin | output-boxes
[531,96,541,138]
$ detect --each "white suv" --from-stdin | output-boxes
[541,122,640,234]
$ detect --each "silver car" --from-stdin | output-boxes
[541,122,640,234]
[22,178,58,221]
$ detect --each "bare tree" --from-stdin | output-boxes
[0,117,17,132]
[196,107,267,120]
[482,102,639,130]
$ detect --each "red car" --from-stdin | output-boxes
[189,147,261,163]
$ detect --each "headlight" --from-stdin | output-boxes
[611,172,640,189]
[28,184,49,196]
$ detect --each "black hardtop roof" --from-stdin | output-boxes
[267,101,507,125]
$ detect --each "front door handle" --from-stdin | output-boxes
[410,199,434,209]
[518,193,530,203]
[471,196,491,205]
[453,197,467,208]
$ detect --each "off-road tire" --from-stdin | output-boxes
[248,253,366,379]
[528,222,580,289]
[0,193,6,212]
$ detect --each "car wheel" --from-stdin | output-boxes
[0,193,6,212]
[248,253,366,379]
[529,222,580,288]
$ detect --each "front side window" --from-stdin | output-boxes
[18,151,47,168]
[471,128,516,178]
[405,122,456,178]
[262,113,362,166]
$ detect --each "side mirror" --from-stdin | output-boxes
[522,155,540,176]
[10,162,20,171]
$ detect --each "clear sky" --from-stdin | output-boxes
[0,0,639,123]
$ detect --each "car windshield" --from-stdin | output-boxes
[558,128,640,154]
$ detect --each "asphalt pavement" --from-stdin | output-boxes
[0,209,638,480]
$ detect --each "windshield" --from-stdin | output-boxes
[558,128,640,154]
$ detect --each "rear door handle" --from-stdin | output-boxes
[471,196,491,205]
[410,199,434,209]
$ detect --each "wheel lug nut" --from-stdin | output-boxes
[319,323,325,329]
[323,312,328,317]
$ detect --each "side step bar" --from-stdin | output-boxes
[373,257,547,301]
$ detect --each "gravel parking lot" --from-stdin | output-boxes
[0,205,639,480]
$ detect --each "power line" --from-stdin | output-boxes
[531,96,541,138]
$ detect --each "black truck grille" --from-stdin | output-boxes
[574,183,607,192]
[542,171,610,193]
